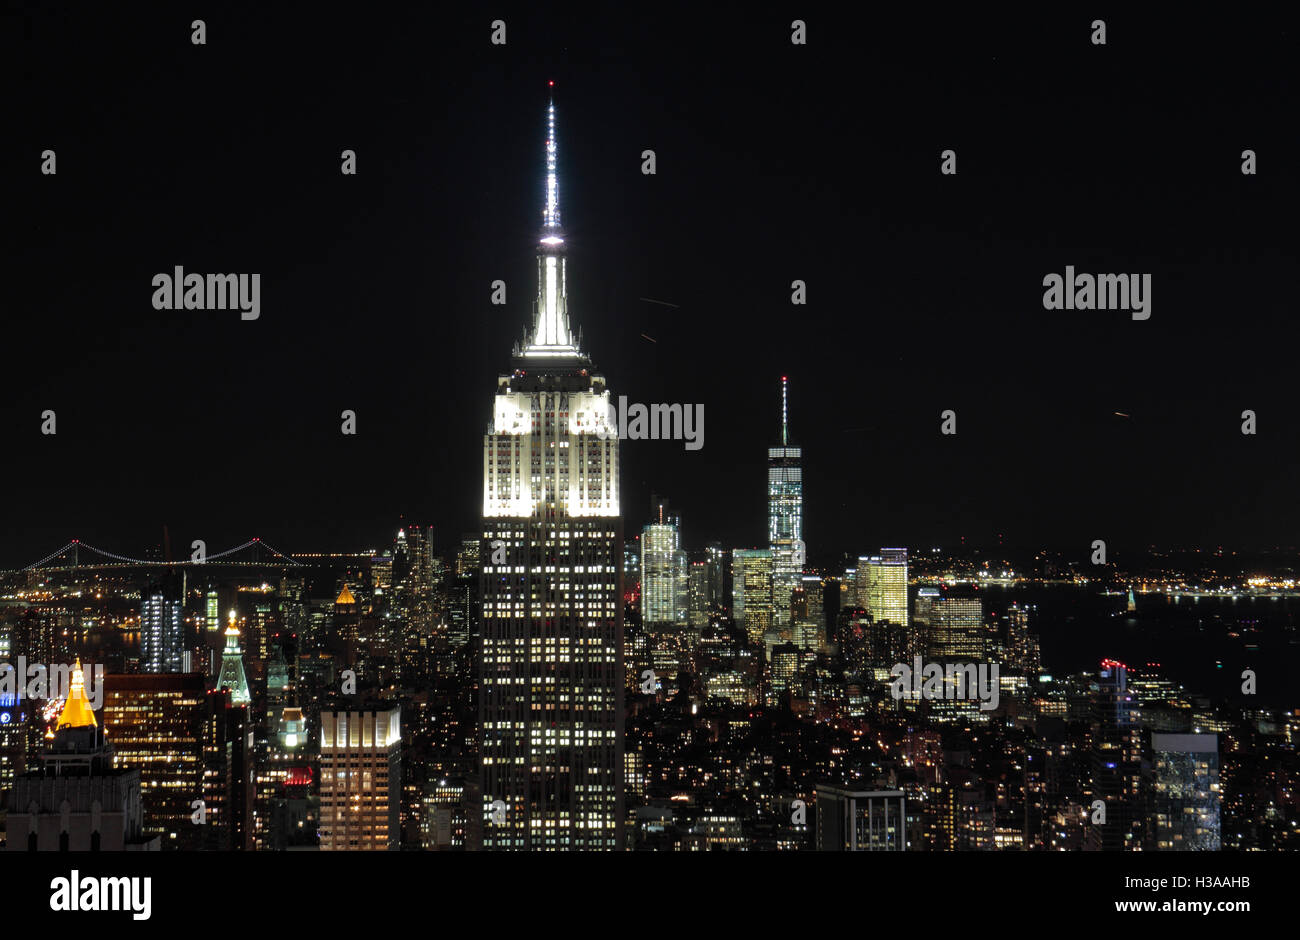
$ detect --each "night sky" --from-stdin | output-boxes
[8,4,1297,567]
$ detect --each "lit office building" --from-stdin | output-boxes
[841,567,858,608]
[857,549,909,628]
[705,543,726,614]
[1149,732,1220,850]
[768,377,803,626]
[790,581,823,651]
[623,540,641,606]
[205,590,220,636]
[101,672,206,850]
[449,536,481,650]
[256,705,317,851]
[372,554,393,596]
[705,670,756,706]
[140,587,183,674]
[319,706,401,851]
[687,561,710,630]
[815,785,907,851]
[1005,603,1041,678]
[800,574,825,630]
[479,95,624,850]
[1086,660,1144,851]
[769,642,801,706]
[641,500,684,628]
[201,688,254,850]
[732,549,773,647]
[402,525,437,641]
[0,685,27,826]
[911,586,940,660]
[928,596,983,661]
[421,776,470,851]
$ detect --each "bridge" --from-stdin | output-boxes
[17,537,306,574]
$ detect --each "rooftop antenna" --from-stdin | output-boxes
[781,376,789,446]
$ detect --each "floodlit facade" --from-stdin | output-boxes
[319,706,401,851]
[479,94,624,850]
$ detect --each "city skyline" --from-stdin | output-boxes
[5,12,1299,914]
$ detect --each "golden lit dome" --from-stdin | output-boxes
[56,659,97,729]
[336,584,357,605]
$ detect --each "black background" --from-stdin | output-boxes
[7,3,1297,566]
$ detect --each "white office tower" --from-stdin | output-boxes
[768,378,804,629]
[479,93,624,850]
[641,500,683,628]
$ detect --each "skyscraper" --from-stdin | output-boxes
[815,785,907,851]
[641,498,683,628]
[215,614,252,707]
[319,706,401,851]
[205,589,220,636]
[705,542,725,614]
[1005,603,1041,677]
[1149,733,1220,850]
[1086,660,1143,851]
[479,92,624,850]
[928,595,983,662]
[201,687,255,851]
[398,524,439,675]
[687,561,710,630]
[768,377,803,627]
[924,593,985,722]
[140,585,183,673]
[449,533,481,649]
[857,549,909,628]
[732,549,773,647]
[102,672,206,849]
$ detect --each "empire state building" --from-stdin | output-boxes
[479,94,625,850]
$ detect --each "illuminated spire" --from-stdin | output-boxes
[522,86,582,359]
[543,92,561,232]
[56,659,97,729]
[781,376,789,446]
[336,583,356,606]
[216,617,252,706]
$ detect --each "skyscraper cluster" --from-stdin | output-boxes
[5,90,1285,859]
